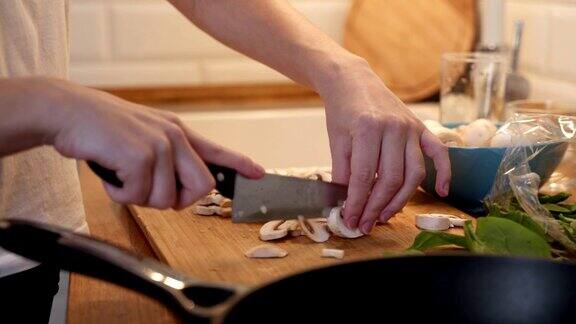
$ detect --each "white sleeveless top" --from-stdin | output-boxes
[0,0,88,278]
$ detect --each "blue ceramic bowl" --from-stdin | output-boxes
[421,124,569,214]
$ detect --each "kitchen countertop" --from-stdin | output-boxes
[67,103,439,323]
[69,162,179,323]
[71,155,576,323]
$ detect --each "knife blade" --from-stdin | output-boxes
[229,172,347,223]
[87,161,347,223]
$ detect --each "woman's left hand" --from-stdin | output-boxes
[319,60,451,234]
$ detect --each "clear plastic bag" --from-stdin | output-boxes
[486,113,576,255]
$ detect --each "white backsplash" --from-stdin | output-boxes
[69,0,576,101]
[69,0,350,87]
[177,103,438,169]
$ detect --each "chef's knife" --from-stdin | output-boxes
[87,161,347,223]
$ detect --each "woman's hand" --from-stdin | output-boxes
[319,60,451,234]
[36,78,264,209]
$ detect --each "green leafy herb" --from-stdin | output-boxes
[543,203,572,214]
[407,218,550,258]
[559,222,576,242]
[408,231,467,251]
[486,205,548,241]
[473,217,551,258]
[559,204,576,215]
[539,192,571,204]
[559,214,574,224]
[463,220,485,252]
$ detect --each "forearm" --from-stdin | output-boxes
[0,78,63,157]
[168,0,368,94]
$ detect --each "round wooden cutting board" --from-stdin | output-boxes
[344,0,477,102]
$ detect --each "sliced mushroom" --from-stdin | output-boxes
[290,230,303,237]
[193,205,231,217]
[194,205,217,216]
[298,216,330,243]
[321,248,345,259]
[211,194,231,207]
[276,220,303,237]
[417,213,466,228]
[327,207,364,239]
[305,174,320,181]
[415,214,451,231]
[220,198,232,208]
[217,207,232,218]
[448,217,466,227]
[278,220,299,231]
[316,171,332,182]
[195,195,215,206]
[245,244,288,258]
[259,220,289,241]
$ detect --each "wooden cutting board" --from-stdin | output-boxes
[129,190,471,286]
[344,0,477,102]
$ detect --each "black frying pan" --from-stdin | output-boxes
[1,219,576,324]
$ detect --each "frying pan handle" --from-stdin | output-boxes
[87,161,237,198]
[0,219,244,321]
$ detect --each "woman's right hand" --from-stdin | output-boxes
[37,78,264,209]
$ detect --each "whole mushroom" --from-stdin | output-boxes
[458,119,497,147]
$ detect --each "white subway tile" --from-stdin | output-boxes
[70,61,202,87]
[525,71,576,102]
[110,3,239,60]
[548,6,576,81]
[290,0,352,44]
[201,59,290,84]
[504,1,550,73]
[69,2,109,61]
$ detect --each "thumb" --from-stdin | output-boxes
[420,130,451,197]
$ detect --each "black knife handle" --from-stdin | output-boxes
[87,161,124,188]
[205,163,237,199]
[87,160,237,199]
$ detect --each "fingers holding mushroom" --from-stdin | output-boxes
[327,207,364,239]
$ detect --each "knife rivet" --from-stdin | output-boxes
[260,205,268,214]
[216,172,225,182]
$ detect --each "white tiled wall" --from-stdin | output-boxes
[69,0,576,101]
[503,0,576,100]
[69,0,351,87]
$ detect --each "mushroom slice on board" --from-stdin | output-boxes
[193,205,231,217]
[277,220,303,237]
[415,214,452,231]
[327,207,364,239]
[278,220,299,231]
[259,220,289,241]
[194,205,217,216]
[297,216,330,243]
[321,248,345,259]
[245,244,288,258]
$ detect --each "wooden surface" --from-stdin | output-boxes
[102,83,320,106]
[344,0,477,102]
[129,190,470,286]
[69,162,179,323]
